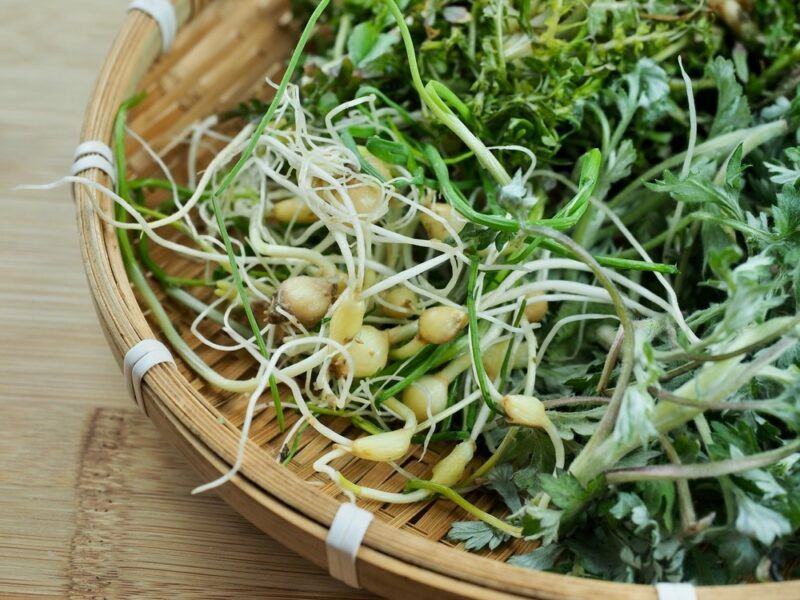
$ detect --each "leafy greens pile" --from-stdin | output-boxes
[282,0,800,584]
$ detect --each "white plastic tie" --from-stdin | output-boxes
[656,582,697,600]
[72,141,116,183]
[326,502,374,588]
[129,0,177,53]
[123,339,174,417]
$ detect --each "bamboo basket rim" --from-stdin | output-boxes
[71,2,800,599]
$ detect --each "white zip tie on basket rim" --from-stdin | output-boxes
[326,502,374,588]
[72,141,116,184]
[124,339,175,417]
[129,0,177,53]
[656,582,697,600]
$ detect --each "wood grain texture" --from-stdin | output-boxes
[0,1,372,597]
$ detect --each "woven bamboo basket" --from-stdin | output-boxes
[72,1,800,598]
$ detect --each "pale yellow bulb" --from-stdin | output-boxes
[402,375,449,421]
[345,326,389,378]
[271,197,318,224]
[350,428,413,462]
[418,306,468,345]
[420,203,466,241]
[380,287,418,319]
[502,394,546,427]
[329,295,365,344]
[274,276,334,328]
[431,440,475,487]
[524,291,548,323]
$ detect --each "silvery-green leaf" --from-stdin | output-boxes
[734,489,791,546]
[508,543,563,570]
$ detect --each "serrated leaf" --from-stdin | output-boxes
[706,57,752,137]
[487,463,522,513]
[604,139,637,186]
[447,520,510,551]
[773,185,800,238]
[734,489,791,546]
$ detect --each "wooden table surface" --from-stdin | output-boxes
[0,2,374,597]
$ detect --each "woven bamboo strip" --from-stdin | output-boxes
[72,1,800,598]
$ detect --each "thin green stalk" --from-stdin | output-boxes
[406,479,523,537]
[112,96,258,394]
[543,396,610,409]
[383,0,511,184]
[606,440,800,483]
[658,434,697,532]
[440,373,463,433]
[468,256,499,413]
[129,177,203,198]
[648,386,783,414]
[538,238,678,274]
[352,415,383,435]
[425,145,517,232]
[281,421,310,464]
[459,427,518,487]
[138,234,208,288]
[412,430,470,444]
[498,300,527,386]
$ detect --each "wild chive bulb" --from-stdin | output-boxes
[347,180,385,215]
[524,291,548,323]
[350,428,413,462]
[329,294,365,344]
[420,202,466,241]
[272,276,334,328]
[430,440,475,487]
[325,179,387,220]
[270,197,318,224]
[334,325,389,378]
[402,374,449,421]
[380,287,418,318]
[503,394,547,427]
[502,395,565,469]
[418,306,467,345]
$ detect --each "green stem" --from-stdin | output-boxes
[606,440,800,483]
[459,427,518,487]
[648,386,783,414]
[376,338,462,403]
[138,234,208,288]
[468,257,499,413]
[165,287,250,338]
[658,434,697,532]
[407,479,522,537]
[539,238,678,274]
